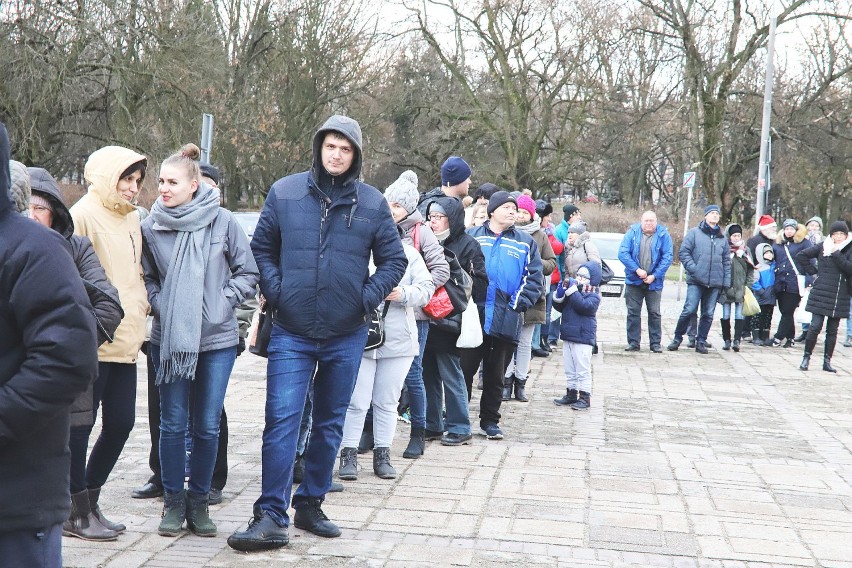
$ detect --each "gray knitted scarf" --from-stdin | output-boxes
[150,183,221,385]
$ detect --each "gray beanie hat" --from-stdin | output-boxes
[9,160,30,214]
[568,221,588,235]
[806,216,823,231]
[384,170,419,214]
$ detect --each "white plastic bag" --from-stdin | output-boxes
[795,287,812,325]
[456,301,483,348]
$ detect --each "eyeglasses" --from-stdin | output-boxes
[428,214,447,221]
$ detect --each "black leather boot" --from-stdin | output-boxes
[554,389,578,406]
[721,319,731,350]
[732,320,744,352]
[799,352,811,371]
[402,427,425,459]
[513,377,529,402]
[823,357,837,373]
[502,375,514,401]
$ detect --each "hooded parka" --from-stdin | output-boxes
[798,240,852,318]
[29,167,124,427]
[71,146,150,363]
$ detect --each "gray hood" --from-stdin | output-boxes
[311,114,363,190]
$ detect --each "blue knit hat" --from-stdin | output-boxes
[441,156,472,186]
[704,204,720,216]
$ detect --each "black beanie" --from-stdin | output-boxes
[199,163,220,185]
[487,191,517,216]
[829,220,849,236]
[563,204,580,220]
[727,224,743,237]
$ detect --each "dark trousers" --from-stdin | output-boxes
[460,347,480,402]
[624,284,662,347]
[774,291,801,340]
[145,350,229,491]
[751,304,774,333]
[69,362,136,492]
[804,313,840,359]
[0,522,62,568]
[460,334,515,428]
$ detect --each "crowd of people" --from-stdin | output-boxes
[2,114,850,565]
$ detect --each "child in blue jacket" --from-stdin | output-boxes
[552,261,601,410]
[751,243,776,345]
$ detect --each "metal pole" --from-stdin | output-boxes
[754,13,777,231]
[200,114,214,165]
[677,184,694,301]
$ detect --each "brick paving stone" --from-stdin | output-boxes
[56,299,852,567]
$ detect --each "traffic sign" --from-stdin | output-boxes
[683,171,696,189]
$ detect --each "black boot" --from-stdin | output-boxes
[293,498,341,538]
[823,357,837,373]
[88,487,125,533]
[502,375,514,401]
[732,320,744,352]
[63,490,119,541]
[721,319,731,350]
[372,447,396,479]
[357,424,374,455]
[292,453,305,484]
[751,330,760,344]
[554,389,578,406]
[227,507,289,551]
[799,352,811,371]
[513,377,529,402]
[570,391,591,410]
[403,427,425,459]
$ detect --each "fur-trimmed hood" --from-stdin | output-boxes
[776,223,808,245]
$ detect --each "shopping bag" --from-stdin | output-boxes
[456,301,483,348]
[742,287,760,317]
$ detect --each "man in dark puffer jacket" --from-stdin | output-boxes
[229,115,406,551]
[0,124,98,566]
[667,204,731,354]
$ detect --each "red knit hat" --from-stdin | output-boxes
[757,214,776,228]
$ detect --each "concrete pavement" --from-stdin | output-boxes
[63,296,852,567]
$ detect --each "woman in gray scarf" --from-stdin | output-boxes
[141,144,259,538]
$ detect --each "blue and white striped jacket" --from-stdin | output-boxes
[466,222,543,344]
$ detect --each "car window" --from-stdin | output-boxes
[593,237,621,259]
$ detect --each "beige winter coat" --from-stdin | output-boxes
[71,146,149,363]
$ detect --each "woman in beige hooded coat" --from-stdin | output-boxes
[68,146,150,536]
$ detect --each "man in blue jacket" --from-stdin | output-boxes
[667,205,731,354]
[618,211,673,353]
[228,115,407,551]
[467,191,543,440]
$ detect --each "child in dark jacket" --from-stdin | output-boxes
[552,261,601,410]
[751,243,776,346]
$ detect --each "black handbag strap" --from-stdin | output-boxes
[380,301,391,317]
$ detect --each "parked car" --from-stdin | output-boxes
[232,211,261,241]
[589,232,626,298]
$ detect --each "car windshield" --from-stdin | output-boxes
[233,213,260,240]
[592,237,621,259]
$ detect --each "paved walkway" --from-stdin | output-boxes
[64,297,852,567]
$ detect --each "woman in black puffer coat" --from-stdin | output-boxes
[796,220,852,372]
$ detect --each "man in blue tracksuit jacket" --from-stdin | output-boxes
[618,211,674,352]
[228,115,407,551]
[466,191,543,440]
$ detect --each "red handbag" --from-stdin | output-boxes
[422,286,454,318]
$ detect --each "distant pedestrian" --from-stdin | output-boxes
[552,261,602,410]
[618,211,673,353]
[718,224,754,352]
[796,221,852,372]
[667,205,730,354]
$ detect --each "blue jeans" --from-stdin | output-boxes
[403,320,429,430]
[422,348,471,435]
[153,345,235,495]
[721,302,744,320]
[0,522,62,568]
[673,284,720,344]
[256,324,367,527]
